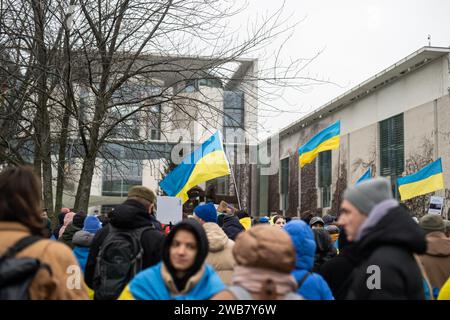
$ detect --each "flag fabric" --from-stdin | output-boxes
[397,158,445,201]
[298,120,340,168]
[159,131,231,203]
[356,168,372,184]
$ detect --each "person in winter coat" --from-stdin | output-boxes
[221,214,245,241]
[338,177,427,300]
[59,212,86,249]
[203,222,235,285]
[284,220,334,300]
[119,219,225,300]
[312,228,337,272]
[84,186,165,292]
[418,214,450,294]
[318,227,359,300]
[212,224,303,300]
[41,209,52,238]
[0,166,88,299]
[73,215,102,272]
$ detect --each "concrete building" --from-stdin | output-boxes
[57,55,259,213]
[255,46,450,219]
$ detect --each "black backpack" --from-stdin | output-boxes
[0,236,51,300]
[92,225,154,300]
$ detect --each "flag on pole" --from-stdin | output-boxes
[160,131,231,203]
[356,168,372,184]
[298,120,340,168]
[397,158,445,201]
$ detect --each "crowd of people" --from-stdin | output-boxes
[1,165,450,300]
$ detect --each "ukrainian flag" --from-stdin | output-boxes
[160,131,231,203]
[397,158,445,201]
[298,120,340,168]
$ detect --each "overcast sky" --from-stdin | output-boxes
[231,0,450,140]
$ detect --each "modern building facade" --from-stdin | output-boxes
[255,46,450,219]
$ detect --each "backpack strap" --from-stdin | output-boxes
[297,272,311,290]
[1,236,42,260]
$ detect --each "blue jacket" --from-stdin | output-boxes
[284,221,334,300]
[73,246,90,272]
[122,262,226,300]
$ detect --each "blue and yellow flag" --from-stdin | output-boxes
[160,131,230,203]
[298,120,340,168]
[356,168,372,184]
[397,158,445,201]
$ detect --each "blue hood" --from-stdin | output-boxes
[284,220,316,271]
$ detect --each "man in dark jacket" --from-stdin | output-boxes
[318,228,359,300]
[338,177,427,300]
[84,186,165,291]
[221,214,245,241]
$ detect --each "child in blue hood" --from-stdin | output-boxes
[284,220,334,300]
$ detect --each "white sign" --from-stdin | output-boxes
[428,196,444,215]
[156,196,183,225]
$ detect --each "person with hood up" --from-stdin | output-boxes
[59,211,86,249]
[73,215,102,272]
[203,222,236,285]
[212,224,303,300]
[118,219,226,300]
[309,216,325,229]
[338,177,427,299]
[284,220,334,300]
[418,214,450,296]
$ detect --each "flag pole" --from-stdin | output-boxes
[219,130,242,210]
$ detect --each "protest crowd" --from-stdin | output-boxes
[1,165,450,300]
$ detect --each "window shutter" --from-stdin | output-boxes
[380,114,404,176]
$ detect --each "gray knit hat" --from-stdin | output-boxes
[419,214,445,234]
[343,177,393,215]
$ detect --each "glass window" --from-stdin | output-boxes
[102,160,143,197]
[318,150,332,208]
[223,90,244,129]
[280,158,289,211]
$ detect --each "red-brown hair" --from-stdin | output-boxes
[0,166,44,236]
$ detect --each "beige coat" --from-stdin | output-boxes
[203,222,235,285]
[0,222,89,300]
[419,231,450,290]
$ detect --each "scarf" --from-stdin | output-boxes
[232,265,297,296]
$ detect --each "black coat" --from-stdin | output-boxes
[84,199,165,289]
[221,215,245,241]
[318,244,359,300]
[346,205,427,300]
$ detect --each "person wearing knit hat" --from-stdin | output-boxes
[338,177,427,300]
[73,216,103,273]
[309,216,325,229]
[193,203,218,224]
[418,214,450,293]
[128,186,156,204]
[419,214,446,234]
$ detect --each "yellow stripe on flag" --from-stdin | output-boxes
[299,135,340,168]
[398,173,445,201]
[176,150,230,202]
